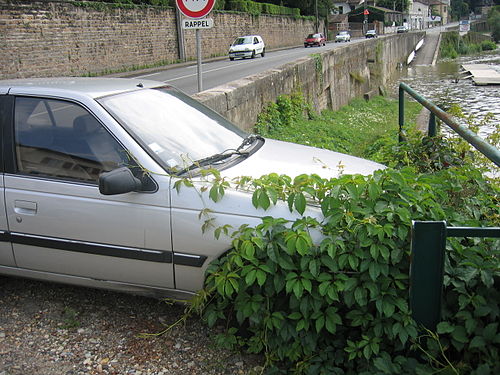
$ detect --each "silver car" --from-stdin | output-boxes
[335,31,351,42]
[0,78,383,299]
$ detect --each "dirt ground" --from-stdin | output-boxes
[0,276,263,375]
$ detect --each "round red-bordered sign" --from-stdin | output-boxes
[176,0,215,19]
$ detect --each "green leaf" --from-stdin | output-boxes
[296,319,306,332]
[379,245,390,261]
[241,240,255,259]
[370,244,379,260]
[483,323,498,341]
[294,193,306,215]
[256,270,267,286]
[469,335,486,349]
[451,326,468,343]
[368,182,381,200]
[437,321,454,334]
[315,315,325,333]
[309,259,319,277]
[383,301,395,317]
[245,269,257,286]
[302,278,312,294]
[318,281,330,296]
[369,262,380,281]
[258,189,271,210]
[293,281,304,299]
[373,357,395,373]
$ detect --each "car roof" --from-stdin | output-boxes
[236,35,261,38]
[0,77,165,98]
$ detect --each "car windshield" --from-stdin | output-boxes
[307,34,315,38]
[98,87,248,172]
[338,32,348,35]
[232,37,253,45]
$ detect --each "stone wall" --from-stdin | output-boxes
[193,33,425,131]
[0,1,315,79]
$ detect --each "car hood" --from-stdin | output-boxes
[222,138,384,179]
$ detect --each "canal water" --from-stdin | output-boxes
[395,48,500,139]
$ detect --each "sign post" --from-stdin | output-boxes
[175,0,216,92]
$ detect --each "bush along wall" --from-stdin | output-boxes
[174,131,499,374]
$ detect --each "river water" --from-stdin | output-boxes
[395,48,500,139]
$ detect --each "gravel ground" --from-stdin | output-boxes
[0,277,263,375]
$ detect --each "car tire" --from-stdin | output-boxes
[261,48,265,57]
[251,50,255,59]
[229,57,234,61]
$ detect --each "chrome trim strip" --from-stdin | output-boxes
[173,252,207,267]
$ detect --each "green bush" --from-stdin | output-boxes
[227,0,300,16]
[197,158,498,373]
[488,6,500,42]
[480,40,497,51]
[439,31,490,59]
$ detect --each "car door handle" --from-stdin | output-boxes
[14,200,38,215]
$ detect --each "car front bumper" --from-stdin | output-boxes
[229,50,253,58]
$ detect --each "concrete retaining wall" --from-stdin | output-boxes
[0,1,315,79]
[194,33,424,131]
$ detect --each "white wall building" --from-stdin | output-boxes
[409,0,430,29]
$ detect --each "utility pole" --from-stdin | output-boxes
[363,0,368,34]
[315,0,319,33]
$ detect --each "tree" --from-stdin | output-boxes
[375,0,410,12]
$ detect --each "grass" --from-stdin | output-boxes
[256,94,422,159]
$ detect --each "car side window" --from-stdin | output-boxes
[14,97,131,183]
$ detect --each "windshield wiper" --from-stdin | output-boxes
[175,150,249,176]
[175,135,263,176]
[236,134,264,152]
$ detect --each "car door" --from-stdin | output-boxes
[0,95,16,267]
[254,37,263,54]
[3,95,175,290]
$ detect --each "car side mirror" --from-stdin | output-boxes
[99,167,143,195]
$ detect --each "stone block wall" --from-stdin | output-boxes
[0,1,315,78]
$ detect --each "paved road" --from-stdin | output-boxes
[128,38,368,95]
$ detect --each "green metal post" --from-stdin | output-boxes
[399,85,405,142]
[428,112,436,137]
[410,221,447,331]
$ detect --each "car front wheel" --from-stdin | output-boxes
[251,50,256,59]
[261,48,265,57]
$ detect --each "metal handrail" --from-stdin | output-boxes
[398,82,500,167]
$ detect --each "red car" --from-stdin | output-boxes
[304,33,326,47]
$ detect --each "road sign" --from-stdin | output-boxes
[176,0,215,19]
[363,9,369,15]
[182,18,214,29]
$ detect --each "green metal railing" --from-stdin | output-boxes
[410,221,500,330]
[398,82,500,167]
